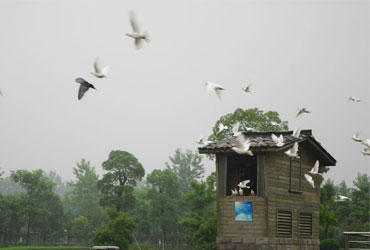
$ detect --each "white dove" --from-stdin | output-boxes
[196,133,213,145]
[91,58,110,78]
[231,188,238,196]
[285,142,299,158]
[237,180,251,189]
[304,174,315,188]
[218,123,228,133]
[250,189,255,196]
[242,83,251,93]
[352,133,362,143]
[272,134,284,147]
[239,187,244,196]
[292,128,301,138]
[232,134,253,156]
[348,96,361,102]
[309,160,321,175]
[336,195,352,201]
[205,82,225,101]
[232,122,241,136]
[126,10,150,49]
[296,108,311,117]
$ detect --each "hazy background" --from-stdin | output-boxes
[0,0,368,186]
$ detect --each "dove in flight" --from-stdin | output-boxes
[126,10,150,49]
[218,123,228,133]
[232,122,241,136]
[232,134,253,156]
[352,133,362,143]
[292,128,301,138]
[285,142,299,158]
[296,108,310,117]
[205,82,225,101]
[304,174,315,188]
[348,96,361,102]
[336,195,352,201]
[238,180,251,189]
[75,78,96,100]
[242,83,251,93]
[91,58,110,78]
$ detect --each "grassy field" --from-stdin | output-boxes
[0,246,90,250]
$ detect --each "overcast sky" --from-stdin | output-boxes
[0,0,368,187]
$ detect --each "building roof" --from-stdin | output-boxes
[198,129,336,166]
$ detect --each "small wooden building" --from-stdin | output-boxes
[199,130,336,250]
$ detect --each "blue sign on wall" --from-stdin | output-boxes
[235,201,253,222]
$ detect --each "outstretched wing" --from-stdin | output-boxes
[78,84,89,100]
[129,10,140,33]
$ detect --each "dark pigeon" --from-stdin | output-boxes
[75,78,96,100]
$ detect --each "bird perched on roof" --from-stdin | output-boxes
[292,128,301,138]
[309,160,321,175]
[232,122,241,136]
[75,78,96,100]
[304,174,315,188]
[296,108,311,117]
[272,134,284,147]
[285,142,299,158]
[352,133,362,143]
[91,58,110,78]
[231,188,238,196]
[126,10,150,49]
[232,134,253,156]
[205,82,225,101]
[218,123,228,133]
[237,180,251,189]
[336,195,352,202]
[348,96,361,102]
[242,83,251,93]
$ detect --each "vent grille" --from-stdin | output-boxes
[277,209,292,236]
[299,212,312,237]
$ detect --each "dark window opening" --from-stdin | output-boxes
[226,155,257,196]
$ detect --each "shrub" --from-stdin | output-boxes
[320,239,340,250]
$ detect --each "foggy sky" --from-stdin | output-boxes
[0,0,368,187]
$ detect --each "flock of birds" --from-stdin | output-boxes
[198,82,368,196]
[0,9,366,201]
[74,10,150,100]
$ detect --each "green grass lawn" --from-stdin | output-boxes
[0,246,90,250]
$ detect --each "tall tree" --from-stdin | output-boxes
[165,149,205,194]
[68,159,107,244]
[147,169,179,250]
[10,169,62,244]
[98,150,145,212]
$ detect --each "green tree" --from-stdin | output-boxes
[0,194,24,245]
[69,159,107,243]
[10,169,61,244]
[93,212,135,250]
[208,108,289,143]
[71,215,89,243]
[165,149,205,194]
[179,173,216,249]
[98,151,145,212]
[147,169,179,250]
